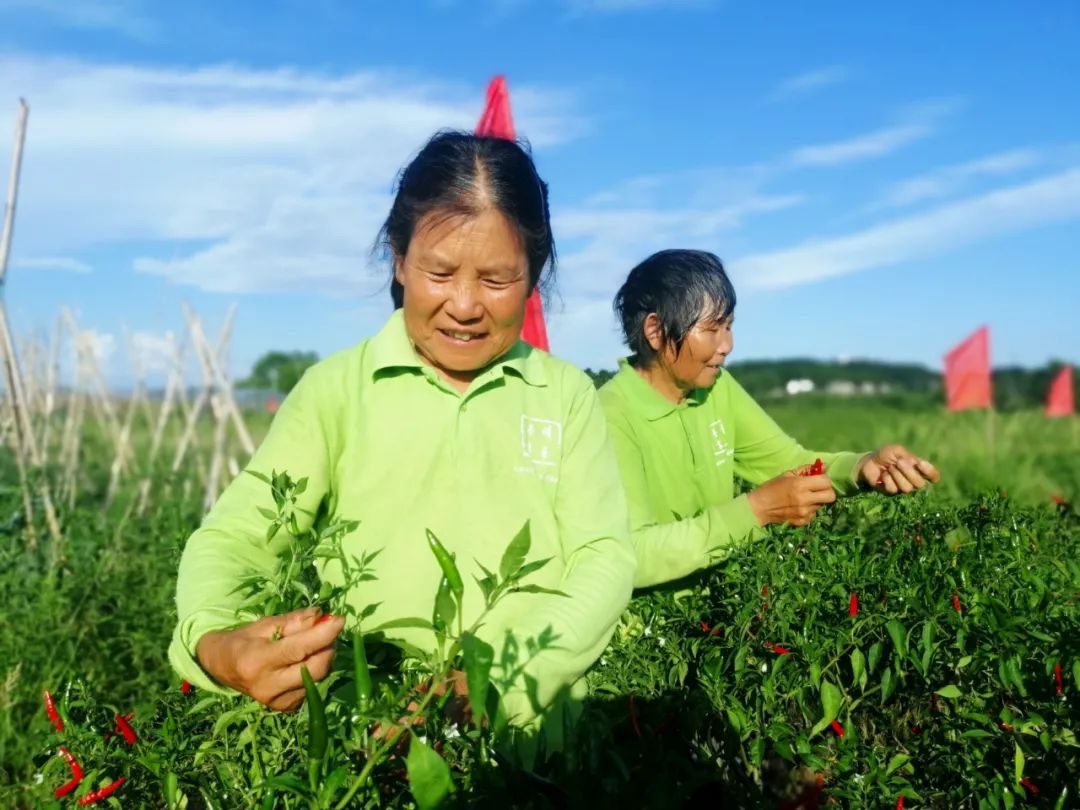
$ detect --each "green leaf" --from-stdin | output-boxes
[432,577,456,635]
[508,585,569,597]
[462,633,494,727]
[1007,657,1028,697]
[810,680,842,737]
[246,470,272,485]
[513,557,554,581]
[935,685,963,699]
[1014,742,1025,784]
[868,641,883,674]
[407,736,454,809]
[886,620,908,657]
[257,506,278,521]
[881,668,897,706]
[499,521,532,581]
[369,617,435,633]
[886,753,910,775]
[850,649,866,691]
[294,477,308,495]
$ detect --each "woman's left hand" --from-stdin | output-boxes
[858,444,940,495]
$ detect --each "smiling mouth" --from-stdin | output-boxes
[439,329,487,343]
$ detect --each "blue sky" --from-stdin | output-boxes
[1,0,1078,386]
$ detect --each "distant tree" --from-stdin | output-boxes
[584,367,617,389]
[240,351,319,394]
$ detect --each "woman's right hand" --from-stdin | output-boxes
[747,470,837,527]
[195,607,346,712]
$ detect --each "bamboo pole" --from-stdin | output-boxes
[0,99,62,549]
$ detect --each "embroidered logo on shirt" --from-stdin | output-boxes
[516,415,562,483]
[709,419,734,466]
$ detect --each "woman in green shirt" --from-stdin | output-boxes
[599,249,940,589]
[170,132,636,726]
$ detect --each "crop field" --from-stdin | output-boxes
[1,398,1077,808]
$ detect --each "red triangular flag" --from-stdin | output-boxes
[944,326,992,411]
[475,76,549,352]
[476,75,516,141]
[1045,364,1074,417]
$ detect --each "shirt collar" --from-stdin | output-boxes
[370,309,548,387]
[613,357,708,420]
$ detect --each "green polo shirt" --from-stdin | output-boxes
[599,359,867,589]
[169,311,635,726]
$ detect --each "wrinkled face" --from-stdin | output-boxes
[658,310,734,392]
[395,208,530,390]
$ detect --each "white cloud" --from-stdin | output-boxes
[74,328,116,369]
[736,167,1080,290]
[128,330,176,376]
[877,149,1040,208]
[12,255,92,273]
[2,56,583,295]
[788,123,934,167]
[768,66,849,102]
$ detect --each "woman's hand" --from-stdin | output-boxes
[748,470,837,527]
[196,607,345,712]
[858,444,940,495]
[373,670,474,743]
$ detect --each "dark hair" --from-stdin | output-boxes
[377,130,556,308]
[614,249,736,367]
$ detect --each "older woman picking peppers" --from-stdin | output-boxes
[169,132,636,727]
[599,249,940,589]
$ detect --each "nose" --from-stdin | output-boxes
[719,329,733,358]
[444,278,483,322]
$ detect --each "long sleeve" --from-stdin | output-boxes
[607,414,763,589]
[726,375,867,496]
[168,367,336,692]
[477,373,636,725]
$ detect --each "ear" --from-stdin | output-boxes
[642,313,665,353]
[393,255,406,287]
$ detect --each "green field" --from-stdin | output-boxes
[1,398,1077,808]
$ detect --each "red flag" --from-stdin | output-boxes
[944,326,992,411]
[1045,364,1075,417]
[475,76,550,352]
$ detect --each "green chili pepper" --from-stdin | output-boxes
[426,529,464,601]
[433,575,455,636]
[353,628,373,711]
[300,665,327,790]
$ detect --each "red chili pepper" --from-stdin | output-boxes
[761,585,769,597]
[55,747,84,798]
[849,592,859,617]
[43,690,64,732]
[896,796,905,810]
[1055,663,1063,695]
[77,777,126,805]
[114,713,138,745]
[910,724,921,735]
[952,593,962,613]
[1019,777,1039,794]
[830,720,844,737]
[180,680,192,694]
[699,621,722,637]
[315,614,333,624]
[1051,494,1066,506]
[999,721,1014,732]
[802,458,824,476]
[627,694,643,738]
[764,642,792,655]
